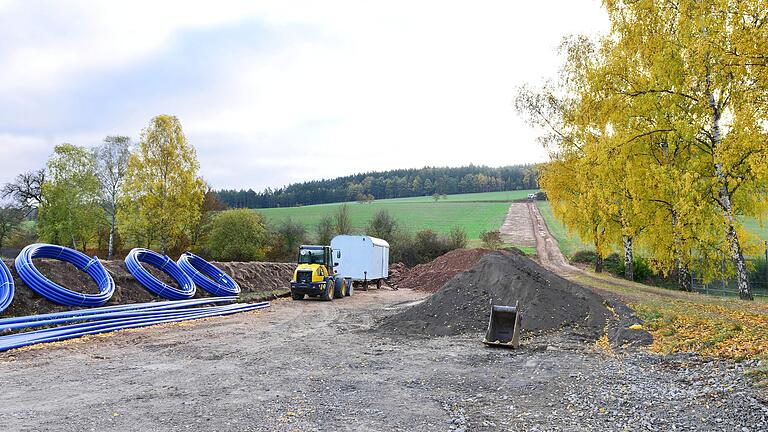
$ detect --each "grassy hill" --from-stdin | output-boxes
[537,201,768,258]
[255,189,538,245]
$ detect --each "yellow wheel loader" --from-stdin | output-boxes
[290,245,351,301]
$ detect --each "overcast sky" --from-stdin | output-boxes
[0,0,609,190]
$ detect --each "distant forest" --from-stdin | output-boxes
[216,164,539,209]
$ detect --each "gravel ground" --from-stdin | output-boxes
[0,288,765,431]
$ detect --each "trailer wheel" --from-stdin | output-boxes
[345,278,353,297]
[376,279,382,289]
[362,280,368,291]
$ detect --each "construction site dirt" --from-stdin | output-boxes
[0,206,765,431]
[1,285,766,431]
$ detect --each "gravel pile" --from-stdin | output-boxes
[379,251,610,339]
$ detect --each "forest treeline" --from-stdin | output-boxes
[216,165,539,209]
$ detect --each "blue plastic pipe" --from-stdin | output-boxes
[0,260,13,313]
[0,296,238,326]
[0,302,269,352]
[177,252,241,296]
[15,243,115,307]
[0,298,247,332]
[125,248,196,300]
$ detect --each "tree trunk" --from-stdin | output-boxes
[726,224,752,300]
[706,71,752,300]
[670,210,691,291]
[623,235,634,281]
[108,212,116,259]
[595,254,603,273]
[764,241,767,282]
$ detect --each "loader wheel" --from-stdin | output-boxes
[321,279,334,301]
[333,276,345,299]
[345,278,353,297]
[291,291,304,300]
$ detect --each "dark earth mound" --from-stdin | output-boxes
[379,251,610,339]
[1,258,294,318]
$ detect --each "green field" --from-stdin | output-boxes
[255,189,539,245]
[535,201,591,257]
[537,201,768,258]
[743,217,768,244]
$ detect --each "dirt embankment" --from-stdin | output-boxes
[387,248,492,292]
[1,258,295,317]
[379,251,610,339]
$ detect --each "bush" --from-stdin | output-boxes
[334,204,353,234]
[367,210,397,241]
[480,230,503,250]
[316,215,335,245]
[571,250,598,264]
[268,218,307,261]
[571,250,654,281]
[389,228,460,267]
[448,225,468,249]
[205,209,267,261]
[414,229,451,263]
[390,229,417,266]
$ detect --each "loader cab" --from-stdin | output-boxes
[297,245,336,270]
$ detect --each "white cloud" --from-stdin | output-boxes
[0,0,609,189]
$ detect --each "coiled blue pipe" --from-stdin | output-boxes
[0,260,13,313]
[177,252,241,296]
[125,248,195,300]
[0,302,269,352]
[0,296,239,331]
[15,243,115,307]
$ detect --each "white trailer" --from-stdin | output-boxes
[330,235,389,290]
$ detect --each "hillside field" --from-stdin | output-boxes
[255,189,539,244]
[537,201,768,258]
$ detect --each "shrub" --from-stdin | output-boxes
[367,209,397,241]
[448,225,468,249]
[571,250,598,264]
[390,229,417,266]
[316,215,335,245]
[206,209,267,261]
[269,218,307,261]
[414,229,451,263]
[480,230,503,250]
[334,204,353,234]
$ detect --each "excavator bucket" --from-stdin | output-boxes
[483,301,521,348]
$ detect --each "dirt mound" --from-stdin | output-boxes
[379,251,609,339]
[389,248,491,292]
[1,258,295,318]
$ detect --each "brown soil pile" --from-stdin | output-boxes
[388,248,491,292]
[1,258,295,318]
[379,251,609,339]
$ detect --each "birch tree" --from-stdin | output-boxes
[119,115,205,254]
[93,136,131,258]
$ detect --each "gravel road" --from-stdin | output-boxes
[0,288,765,431]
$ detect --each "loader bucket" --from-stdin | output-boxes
[483,301,521,348]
